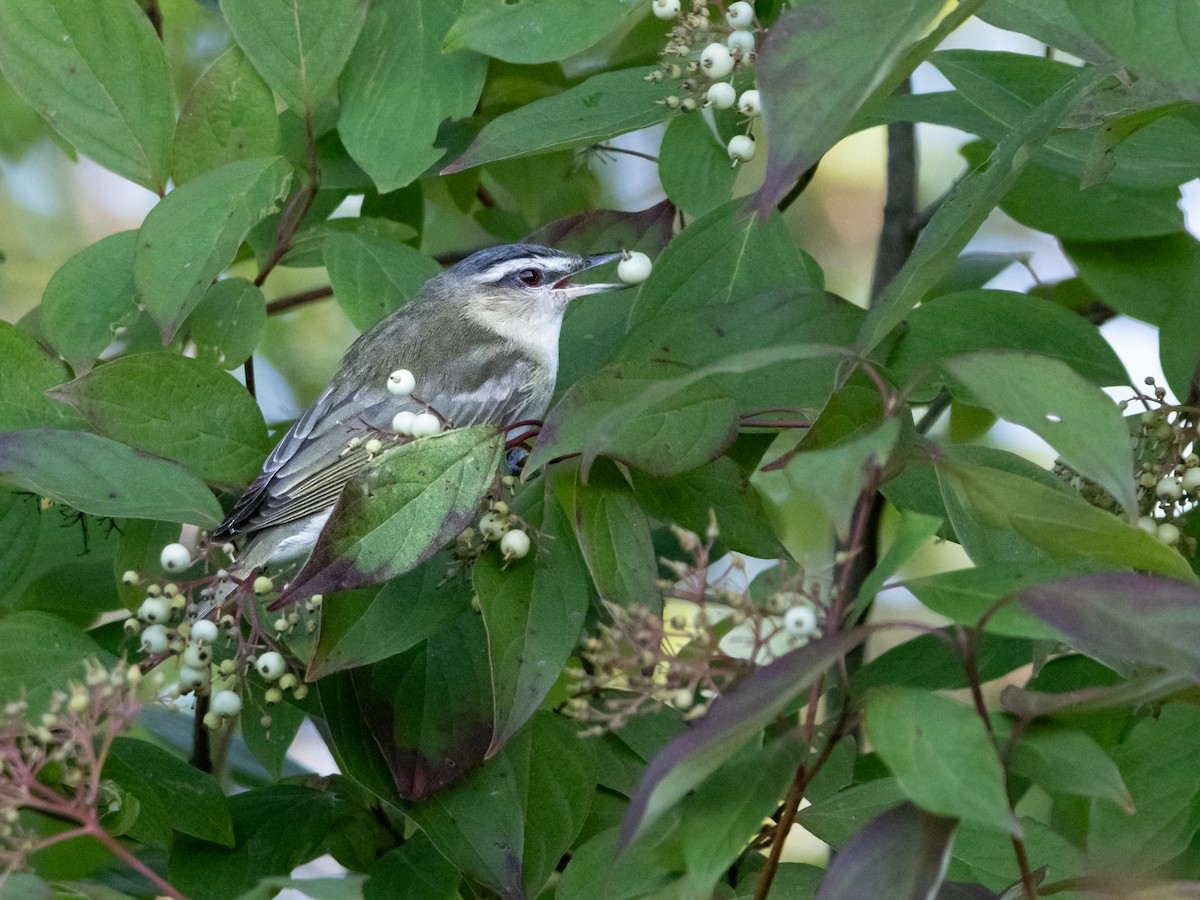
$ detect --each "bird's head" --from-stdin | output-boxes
[440,243,624,348]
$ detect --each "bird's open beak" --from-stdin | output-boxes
[552,251,626,299]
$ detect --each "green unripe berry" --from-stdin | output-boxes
[252,575,274,595]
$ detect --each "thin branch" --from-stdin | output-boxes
[776,161,820,214]
[589,143,661,164]
[191,695,212,773]
[266,285,334,316]
[243,358,256,399]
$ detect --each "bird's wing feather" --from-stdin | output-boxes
[213,351,539,540]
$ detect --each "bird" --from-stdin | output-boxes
[207,243,624,581]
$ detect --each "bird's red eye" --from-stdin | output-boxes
[517,267,543,287]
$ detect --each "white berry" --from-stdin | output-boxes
[651,0,681,19]
[1137,516,1158,535]
[737,88,762,117]
[392,410,416,435]
[211,690,242,717]
[1157,522,1182,545]
[1183,468,1200,493]
[190,619,219,644]
[727,134,756,162]
[706,82,736,109]
[783,605,817,637]
[386,368,416,396]
[140,624,169,654]
[159,542,191,573]
[138,597,169,625]
[178,665,211,690]
[252,575,274,595]
[618,251,653,285]
[479,509,510,542]
[700,43,735,79]
[1156,477,1183,501]
[256,651,286,682]
[121,570,139,586]
[727,30,756,55]
[410,412,442,438]
[726,1,755,29]
[182,643,211,669]
[500,528,531,561]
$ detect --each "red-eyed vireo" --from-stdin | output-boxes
[209,243,624,573]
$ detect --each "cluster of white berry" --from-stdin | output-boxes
[448,490,533,580]
[570,519,823,734]
[1061,376,1199,555]
[387,368,444,438]
[647,0,763,164]
[122,541,312,732]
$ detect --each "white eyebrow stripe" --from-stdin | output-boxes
[473,257,559,283]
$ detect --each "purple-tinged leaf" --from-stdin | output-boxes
[815,802,957,900]
[1001,671,1194,720]
[1018,572,1200,679]
[525,199,676,257]
[618,629,865,848]
[280,425,503,602]
[751,0,946,214]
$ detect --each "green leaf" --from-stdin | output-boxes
[0,429,223,525]
[814,803,957,900]
[339,0,486,192]
[858,63,1114,353]
[1066,232,1200,325]
[677,735,803,897]
[330,610,494,801]
[620,630,865,846]
[445,0,635,64]
[1008,726,1132,809]
[0,611,106,712]
[945,352,1136,517]
[51,352,270,487]
[0,322,85,432]
[865,687,1017,834]
[241,876,368,900]
[938,454,1196,582]
[309,561,472,679]
[796,778,908,848]
[903,563,1090,640]
[1018,572,1200,681]
[219,0,367,113]
[1068,0,1200,101]
[445,68,671,173]
[172,46,281,186]
[284,215,418,269]
[240,679,307,780]
[658,113,738,219]
[531,360,738,479]
[630,456,781,559]
[853,631,1031,693]
[169,785,335,899]
[750,0,947,212]
[103,737,235,847]
[513,713,597,895]
[888,290,1129,391]
[629,199,822,326]
[282,425,504,600]
[135,156,294,341]
[574,459,659,611]
[476,488,591,752]
[41,231,139,374]
[0,0,173,192]
[1088,702,1200,871]
[186,278,267,370]
[324,232,442,331]
[977,0,1109,62]
[365,833,460,900]
[947,817,1083,892]
[960,138,1185,241]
